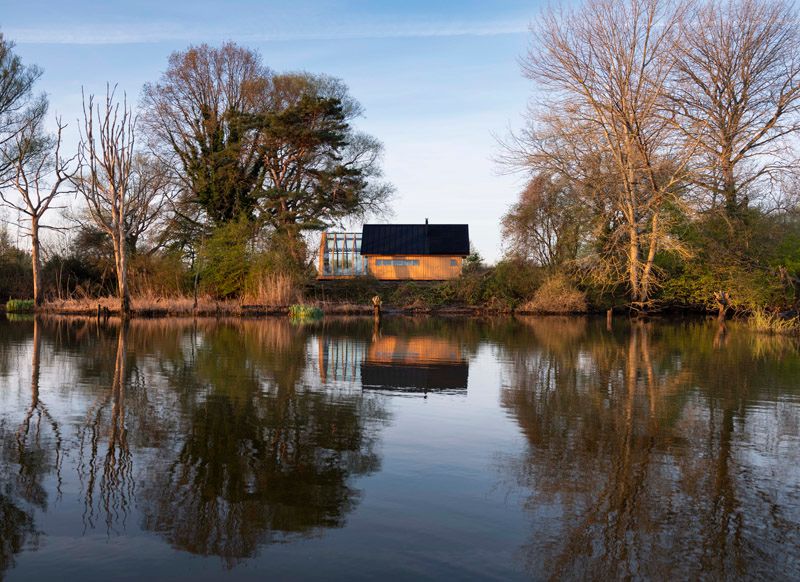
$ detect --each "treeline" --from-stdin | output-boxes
[0,39,391,312]
[3,0,800,316]
[500,0,800,313]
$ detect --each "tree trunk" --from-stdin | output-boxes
[640,214,659,305]
[721,157,738,216]
[114,232,130,317]
[30,216,42,308]
[629,224,641,304]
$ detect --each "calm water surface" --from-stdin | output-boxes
[0,315,799,581]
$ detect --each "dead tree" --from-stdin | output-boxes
[74,86,136,316]
[0,116,75,306]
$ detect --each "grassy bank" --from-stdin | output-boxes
[27,265,799,322]
[40,296,382,317]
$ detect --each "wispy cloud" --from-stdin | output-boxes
[7,19,528,45]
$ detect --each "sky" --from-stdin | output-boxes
[0,0,542,262]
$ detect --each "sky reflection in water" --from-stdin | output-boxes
[0,315,798,580]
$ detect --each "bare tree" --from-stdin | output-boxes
[0,116,75,306]
[74,86,136,316]
[517,0,693,306]
[672,0,800,216]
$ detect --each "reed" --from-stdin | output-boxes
[41,295,243,316]
[243,273,301,306]
[748,308,800,335]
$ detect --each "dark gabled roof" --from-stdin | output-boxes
[360,224,470,256]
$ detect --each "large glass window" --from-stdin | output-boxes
[321,233,366,276]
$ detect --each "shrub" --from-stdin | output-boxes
[519,274,587,314]
[478,259,543,309]
[0,227,33,302]
[6,299,35,312]
[658,262,782,312]
[129,251,191,297]
[199,218,252,298]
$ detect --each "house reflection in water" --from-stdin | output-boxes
[316,332,468,393]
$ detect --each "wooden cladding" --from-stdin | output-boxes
[367,336,464,365]
[363,255,462,280]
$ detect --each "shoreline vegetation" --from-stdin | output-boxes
[1,277,797,336]
[2,2,800,336]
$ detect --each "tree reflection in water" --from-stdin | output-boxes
[77,320,133,533]
[0,317,61,575]
[1,315,797,578]
[0,317,390,568]
[499,317,800,580]
[124,319,389,567]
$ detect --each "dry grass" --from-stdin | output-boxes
[748,308,800,335]
[243,273,302,306]
[518,275,588,314]
[43,294,250,316]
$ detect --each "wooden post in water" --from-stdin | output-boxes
[606,307,613,330]
[714,290,731,321]
[371,295,382,321]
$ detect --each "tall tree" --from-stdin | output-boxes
[141,43,391,264]
[672,0,800,216]
[254,73,391,245]
[74,86,136,316]
[141,42,270,225]
[123,153,177,255]
[0,115,75,306]
[517,0,692,306]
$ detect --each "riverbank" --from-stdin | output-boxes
[7,278,798,326]
[32,296,492,318]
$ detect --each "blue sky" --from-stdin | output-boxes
[1,0,542,261]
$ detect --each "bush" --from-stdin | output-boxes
[0,227,32,302]
[658,261,783,312]
[130,251,191,297]
[6,299,35,312]
[475,259,543,309]
[519,274,587,314]
[199,219,252,298]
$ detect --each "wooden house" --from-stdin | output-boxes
[318,222,470,281]
[315,332,468,392]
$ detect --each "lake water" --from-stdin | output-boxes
[0,315,799,581]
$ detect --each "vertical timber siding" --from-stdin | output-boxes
[364,255,462,280]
